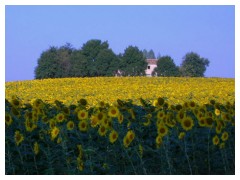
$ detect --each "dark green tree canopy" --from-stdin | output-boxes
[180,52,210,77]
[120,46,147,76]
[95,49,119,76]
[34,46,60,79]
[34,40,210,79]
[153,56,180,77]
[81,39,109,62]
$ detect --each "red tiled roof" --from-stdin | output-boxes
[146,59,158,65]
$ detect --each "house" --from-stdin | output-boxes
[145,59,158,77]
[115,58,158,77]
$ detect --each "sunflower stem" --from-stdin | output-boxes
[184,137,192,175]
[207,129,211,174]
[163,136,172,174]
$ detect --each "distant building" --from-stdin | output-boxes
[115,58,158,77]
[145,59,158,77]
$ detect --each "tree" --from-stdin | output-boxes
[34,46,61,79]
[68,50,88,77]
[95,49,119,76]
[152,56,180,77]
[56,43,74,77]
[120,46,147,76]
[180,52,210,77]
[81,39,110,76]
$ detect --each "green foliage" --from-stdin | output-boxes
[180,52,210,77]
[34,47,61,79]
[120,46,148,76]
[5,97,235,175]
[153,56,180,77]
[95,49,119,76]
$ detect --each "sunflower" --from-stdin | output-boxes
[181,117,194,131]
[96,111,106,122]
[57,137,62,144]
[156,135,163,148]
[14,130,24,146]
[25,119,37,132]
[198,117,206,127]
[138,144,143,158]
[188,101,196,109]
[221,131,229,141]
[11,98,21,108]
[51,126,60,140]
[212,135,219,145]
[157,123,168,137]
[215,109,221,116]
[118,114,124,124]
[5,113,13,126]
[157,110,165,120]
[176,110,185,122]
[219,142,225,149]
[62,106,70,116]
[78,120,88,132]
[77,156,84,171]
[33,142,40,155]
[49,119,56,129]
[178,132,185,140]
[109,130,119,144]
[11,107,20,117]
[67,121,75,131]
[108,106,119,118]
[215,122,222,134]
[98,125,107,136]
[157,97,165,106]
[128,109,136,120]
[204,117,214,128]
[78,98,88,107]
[77,110,88,120]
[143,118,151,126]
[123,136,131,148]
[126,130,135,142]
[90,115,99,128]
[56,113,65,123]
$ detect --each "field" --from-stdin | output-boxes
[5,77,235,174]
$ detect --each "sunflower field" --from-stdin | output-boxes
[5,77,235,174]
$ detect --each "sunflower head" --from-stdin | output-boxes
[78,110,88,120]
[181,117,194,131]
[221,131,229,141]
[33,142,40,155]
[204,117,214,128]
[123,136,131,148]
[78,120,88,132]
[67,121,75,131]
[118,114,124,124]
[109,130,119,144]
[15,130,24,146]
[78,98,88,107]
[108,106,119,118]
[178,132,186,140]
[51,126,60,140]
[5,113,13,126]
[56,113,65,123]
[157,124,168,137]
[212,135,219,145]
[156,135,163,148]
[98,125,107,136]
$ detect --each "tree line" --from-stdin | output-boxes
[34,39,210,79]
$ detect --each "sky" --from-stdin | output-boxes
[5,5,235,81]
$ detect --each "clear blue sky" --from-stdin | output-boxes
[5,5,235,81]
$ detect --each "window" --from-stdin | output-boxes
[148,66,150,69]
